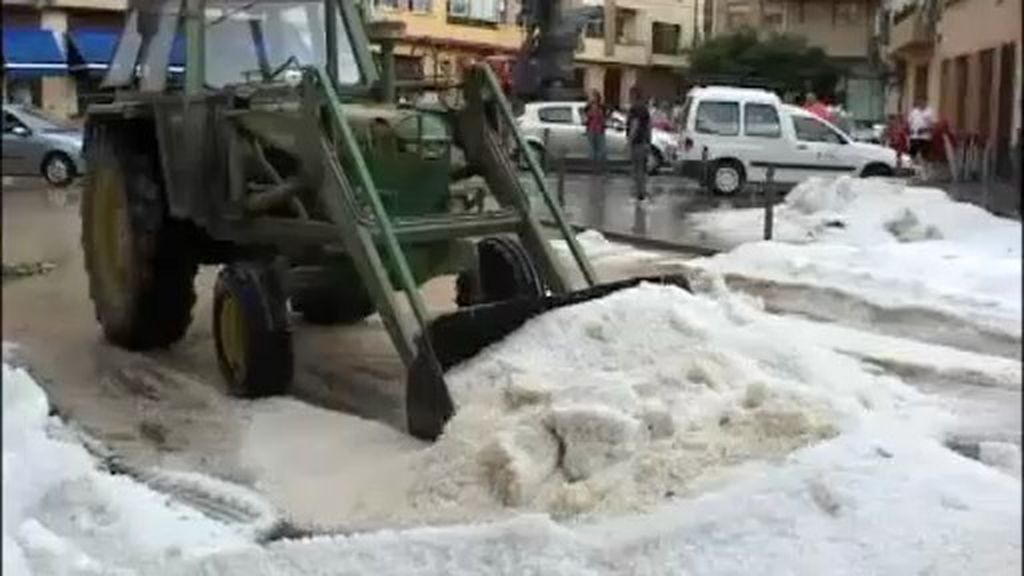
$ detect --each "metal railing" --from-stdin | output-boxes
[475,64,598,287]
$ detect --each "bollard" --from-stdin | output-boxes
[700,146,709,194]
[557,153,567,207]
[763,167,776,240]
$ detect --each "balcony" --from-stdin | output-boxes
[888,5,934,56]
[650,52,688,68]
[576,37,647,66]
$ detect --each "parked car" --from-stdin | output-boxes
[676,86,914,195]
[2,104,86,187]
[834,114,886,144]
[516,102,678,173]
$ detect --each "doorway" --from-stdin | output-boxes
[979,48,994,140]
[995,43,1015,179]
[604,67,622,109]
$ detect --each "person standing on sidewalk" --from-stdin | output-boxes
[907,97,936,162]
[583,90,608,174]
[627,85,652,201]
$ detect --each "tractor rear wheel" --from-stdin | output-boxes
[80,132,197,350]
[213,262,293,398]
[455,236,545,307]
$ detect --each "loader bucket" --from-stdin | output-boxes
[406,274,692,440]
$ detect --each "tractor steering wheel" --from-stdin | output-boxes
[267,55,302,82]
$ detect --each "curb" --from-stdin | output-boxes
[540,219,721,257]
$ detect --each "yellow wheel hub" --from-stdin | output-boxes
[91,168,130,296]
[219,292,247,383]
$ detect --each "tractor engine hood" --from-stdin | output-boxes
[344,104,451,160]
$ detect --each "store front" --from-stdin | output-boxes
[2,28,70,111]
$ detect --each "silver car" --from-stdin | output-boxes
[2,105,86,187]
[516,101,678,173]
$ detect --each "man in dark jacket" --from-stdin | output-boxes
[626,85,651,201]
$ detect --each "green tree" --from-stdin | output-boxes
[687,29,839,100]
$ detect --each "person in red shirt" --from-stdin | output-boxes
[803,92,832,121]
[583,90,608,173]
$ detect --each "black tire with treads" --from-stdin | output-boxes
[455,236,544,307]
[292,260,375,325]
[80,129,197,350]
[213,262,293,398]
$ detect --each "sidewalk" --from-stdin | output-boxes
[938,180,1021,220]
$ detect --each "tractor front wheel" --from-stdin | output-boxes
[455,236,544,307]
[80,133,197,349]
[213,263,293,398]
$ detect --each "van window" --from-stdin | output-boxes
[792,116,846,144]
[744,103,781,138]
[538,106,574,125]
[677,96,692,129]
[695,101,739,136]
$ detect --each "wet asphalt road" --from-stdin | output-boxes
[526,169,776,253]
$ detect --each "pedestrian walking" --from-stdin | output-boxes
[583,90,608,173]
[907,97,936,162]
[627,86,652,201]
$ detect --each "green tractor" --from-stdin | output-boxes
[80,0,685,440]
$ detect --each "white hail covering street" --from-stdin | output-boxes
[3,176,1021,575]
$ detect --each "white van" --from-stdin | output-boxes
[676,86,914,194]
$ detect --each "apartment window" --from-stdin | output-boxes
[584,13,604,39]
[833,0,862,26]
[744,103,782,138]
[616,8,638,44]
[376,0,432,11]
[725,1,752,30]
[652,22,681,55]
[448,0,500,23]
[695,101,740,136]
[763,0,784,28]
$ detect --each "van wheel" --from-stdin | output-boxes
[861,163,893,178]
[710,160,745,195]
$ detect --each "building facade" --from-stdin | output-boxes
[367,0,524,83]
[575,0,699,108]
[710,0,885,120]
[3,0,127,117]
[882,0,1020,175]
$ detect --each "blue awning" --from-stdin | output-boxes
[66,30,118,71]
[2,28,68,77]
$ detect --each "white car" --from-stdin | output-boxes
[676,86,914,195]
[516,101,678,173]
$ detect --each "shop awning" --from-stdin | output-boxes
[2,28,68,77]
[66,30,119,71]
